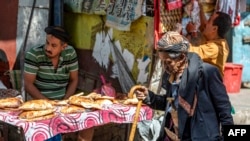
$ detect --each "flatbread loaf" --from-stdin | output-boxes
[69,95,92,104]
[68,95,101,109]
[24,113,56,122]
[86,92,102,99]
[49,100,69,106]
[60,105,85,114]
[0,107,21,112]
[95,99,113,106]
[19,109,55,119]
[95,95,115,101]
[0,97,23,108]
[19,99,54,110]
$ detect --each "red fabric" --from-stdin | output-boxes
[154,0,160,49]
[153,0,166,49]
[166,0,182,11]
[155,0,181,49]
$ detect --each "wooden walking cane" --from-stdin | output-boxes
[128,85,143,141]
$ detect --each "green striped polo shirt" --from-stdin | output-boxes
[24,44,79,100]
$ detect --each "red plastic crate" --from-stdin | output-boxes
[223,63,243,93]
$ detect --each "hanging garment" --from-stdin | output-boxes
[154,0,182,49]
[159,0,182,33]
[137,57,151,84]
[64,0,110,15]
[143,0,154,17]
[105,0,144,31]
[166,0,182,11]
[154,0,161,49]
[216,0,240,26]
[110,41,136,93]
[92,31,111,70]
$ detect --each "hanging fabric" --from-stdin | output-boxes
[144,0,154,17]
[105,0,144,31]
[64,0,110,15]
[92,31,111,70]
[154,0,161,49]
[159,0,182,34]
[154,0,182,49]
[183,0,201,37]
[110,41,136,93]
[216,0,240,26]
[166,0,182,11]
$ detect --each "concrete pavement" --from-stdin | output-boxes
[228,88,250,111]
[228,88,250,124]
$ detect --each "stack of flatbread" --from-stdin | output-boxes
[51,92,115,114]
[60,104,86,114]
[67,92,115,110]
[49,99,69,106]
[44,98,86,114]
[18,99,56,122]
[0,96,23,111]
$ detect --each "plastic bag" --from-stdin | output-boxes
[100,75,116,97]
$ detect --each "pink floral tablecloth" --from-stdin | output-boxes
[0,104,153,141]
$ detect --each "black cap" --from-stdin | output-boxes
[44,26,71,43]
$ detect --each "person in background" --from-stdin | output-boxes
[186,2,232,77]
[134,31,233,141]
[24,26,94,141]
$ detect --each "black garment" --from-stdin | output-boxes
[144,53,233,141]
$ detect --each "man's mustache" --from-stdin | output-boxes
[45,50,52,55]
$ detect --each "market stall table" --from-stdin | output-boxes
[0,103,153,141]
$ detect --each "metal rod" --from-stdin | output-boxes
[20,0,37,101]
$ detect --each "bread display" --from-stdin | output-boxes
[68,92,117,109]
[0,97,23,109]
[19,99,54,111]
[19,109,55,119]
[94,99,113,106]
[0,90,141,122]
[85,92,102,99]
[18,99,56,121]
[24,113,56,122]
[49,99,69,106]
[60,105,85,114]
[83,92,115,101]
[68,95,101,109]
[95,95,115,101]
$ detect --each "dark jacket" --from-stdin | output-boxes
[143,53,233,141]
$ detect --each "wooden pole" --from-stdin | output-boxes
[129,100,142,141]
[128,85,143,141]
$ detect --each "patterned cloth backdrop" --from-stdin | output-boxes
[159,0,182,33]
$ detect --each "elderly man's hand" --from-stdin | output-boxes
[135,86,149,101]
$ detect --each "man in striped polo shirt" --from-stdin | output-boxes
[24,26,95,141]
[24,26,79,100]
